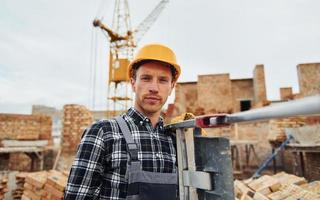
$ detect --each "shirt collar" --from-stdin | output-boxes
[126,107,164,127]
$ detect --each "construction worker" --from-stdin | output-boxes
[64,43,181,199]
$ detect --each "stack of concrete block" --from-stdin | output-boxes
[61,104,93,154]
[234,172,320,200]
[0,177,8,200]
[0,114,52,141]
[12,172,28,200]
[268,118,306,142]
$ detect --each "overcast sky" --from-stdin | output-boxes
[1,0,320,114]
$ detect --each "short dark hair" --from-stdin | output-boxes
[131,60,177,81]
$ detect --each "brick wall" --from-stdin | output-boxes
[280,87,293,100]
[0,114,52,141]
[236,121,271,163]
[297,63,320,96]
[171,65,268,118]
[268,117,306,142]
[173,82,198,116]
[305,153,320,181]
[204,121,271,163]
[231,79,254,112]
[197,74,233,113]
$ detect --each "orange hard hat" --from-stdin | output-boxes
[128,43,181,81]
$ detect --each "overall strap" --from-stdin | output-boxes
[115,116,139,161]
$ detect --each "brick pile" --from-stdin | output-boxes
[234,172,320,199]
[21,171,48,200]
[268,118,306,142]
[0,177,8,200]
[12,172,28,200]
[61,104,93,154]
[21,170,68,200]
[44,170,68,200]
[0,114,52,141]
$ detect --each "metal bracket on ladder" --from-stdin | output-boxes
[173,127,234,200]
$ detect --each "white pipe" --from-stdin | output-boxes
[225,95,320,124]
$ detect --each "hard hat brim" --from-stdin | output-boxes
[128,58,181,81]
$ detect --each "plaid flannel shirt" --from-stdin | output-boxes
[64,107,177,199]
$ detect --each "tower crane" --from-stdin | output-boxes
[93,0,169,117]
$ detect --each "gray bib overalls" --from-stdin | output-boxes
[115,117,178,200]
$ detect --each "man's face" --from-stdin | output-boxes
[131,62,175,116]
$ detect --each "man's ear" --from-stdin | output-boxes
[171,81,176,89]
[130,78,136,92]
[169,81,176,95]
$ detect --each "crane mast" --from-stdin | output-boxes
[93,0,169,117]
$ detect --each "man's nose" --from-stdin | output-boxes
[148,80,159,93]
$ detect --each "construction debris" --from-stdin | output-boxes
[61,104,93,154]
[234,172,320,200]
[20,170,67,200]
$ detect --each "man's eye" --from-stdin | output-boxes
[159,78,169,83]
[141,77,151,81]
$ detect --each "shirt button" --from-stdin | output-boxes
[140,121,143,125]
[156,153,160,158]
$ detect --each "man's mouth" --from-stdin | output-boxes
[144,96,161,102]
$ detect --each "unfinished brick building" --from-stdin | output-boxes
[167,62,320,179]
[170,65,268,118]
[169,62,320,122]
